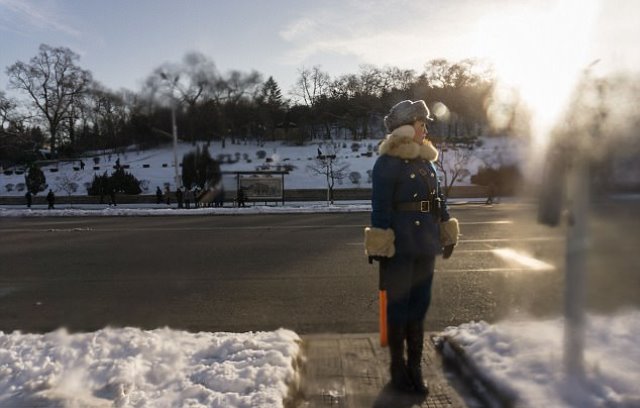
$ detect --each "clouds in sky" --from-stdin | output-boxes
[278,0,640,76]
[277,0,508,70]
[0,0,80,37]
[0,0,638,94]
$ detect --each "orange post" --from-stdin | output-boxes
[379,290,388,347]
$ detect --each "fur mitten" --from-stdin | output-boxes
[440,218,460,247]
[364,227,395,258]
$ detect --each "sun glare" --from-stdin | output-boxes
[474,0,600,167]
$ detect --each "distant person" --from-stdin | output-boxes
[115,158,121,169]
[109,186,117,206]
[193,187,201,208]
[176,187,184,209]
[80,160,85,170]
[25,191,32,208]
[485,182,497,205]
[46,190,55,209]
[156,186,163,204]
[185,188,194,209]
[236,187,247,207]
[165,186,171,206]
[214,187,225,207]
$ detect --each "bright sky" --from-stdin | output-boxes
[0,0,638,99]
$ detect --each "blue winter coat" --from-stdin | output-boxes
[371,126,450,257]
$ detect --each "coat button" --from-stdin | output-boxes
[414,220,421,226]
[431,172,435,177]
[410,173,416,179]
[413,193,418,198]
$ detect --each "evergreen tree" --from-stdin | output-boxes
[181,148,198,189]
[109,167,142,194]
[182,147,221,189]
[261,76,284,107]
[25,164,46,195]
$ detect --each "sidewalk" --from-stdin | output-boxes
[295,333,468,408]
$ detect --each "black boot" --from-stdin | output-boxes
[406,321,429,395]
[387,324,414,392]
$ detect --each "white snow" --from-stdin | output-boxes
[0,327,300,408]
[442,310,640,407]
[0,136,524,196]
[0,202,373,217]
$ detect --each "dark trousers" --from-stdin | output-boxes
[384,255,435,326]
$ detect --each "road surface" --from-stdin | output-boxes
[1,201,638,334]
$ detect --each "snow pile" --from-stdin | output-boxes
[0,203,372,217]
[442,310,640,407]
[0,327,300,408]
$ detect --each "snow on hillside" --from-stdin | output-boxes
[0,137,524,197]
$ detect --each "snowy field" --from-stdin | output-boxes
[0,136,524,197]
[442,310,640,408]
[0,328,300,408]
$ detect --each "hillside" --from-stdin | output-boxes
[0,137,523,197]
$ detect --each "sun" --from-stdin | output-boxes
[473,0,600,156]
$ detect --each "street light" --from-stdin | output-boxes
[160,72,182,190]
[538,60,601,384]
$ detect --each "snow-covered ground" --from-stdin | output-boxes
[0,203,373,217]
[0,136,523,197]
[442,310,640,408]
[0,328,300,408]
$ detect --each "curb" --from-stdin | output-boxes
[435,335,517,408]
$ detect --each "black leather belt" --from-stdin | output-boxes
[394,200,432,213]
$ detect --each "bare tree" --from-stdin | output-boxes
[434,142,473,197]
[0,91,18,129]
[6,44,93,154]
[146,52,219,108]
[293,66,331,107]
[306,142,350,204]
[56,171,83,205]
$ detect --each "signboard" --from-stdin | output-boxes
[239,176,283,200]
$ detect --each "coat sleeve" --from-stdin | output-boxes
[371,156,396,229]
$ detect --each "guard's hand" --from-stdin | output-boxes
[368,256,387,264]
[442,245,455,259]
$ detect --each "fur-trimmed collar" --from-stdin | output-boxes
[378,125,439,161]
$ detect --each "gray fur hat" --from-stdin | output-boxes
[383,100,432,132]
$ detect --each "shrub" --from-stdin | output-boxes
[349,172,362,185]
[110,167,142,194]
[88,168,142,195]
[181,148,221,189]
[25,165,46,195]
[87,172,110,196]
[471,165,522,195]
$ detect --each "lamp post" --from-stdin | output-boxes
[160,72,182,190]
[538,60,600,385]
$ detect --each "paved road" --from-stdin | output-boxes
[1,201,638,334]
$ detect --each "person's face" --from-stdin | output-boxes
[412,120,427,144]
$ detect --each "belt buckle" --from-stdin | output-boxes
[420,201,430,212]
